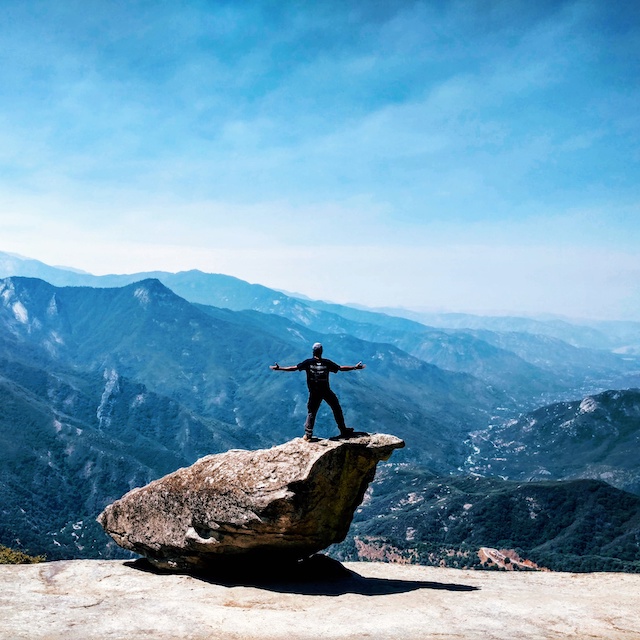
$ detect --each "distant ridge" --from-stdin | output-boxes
[3,250,640,352]
[2,251,638,407]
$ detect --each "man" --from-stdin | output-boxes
[271,342,366,441]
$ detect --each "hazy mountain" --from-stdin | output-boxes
[365,305,640,353]
[466,388,640,495]
[2,255,640,570]
[3,251,637,407]
[0,252,93,283]
[0,278,251,559]
[0,276,505,454]
[4,251,639,355]
[331,464,640,573]
[0,251,350,327]
[0,275,510,559]
[460,329,640,397]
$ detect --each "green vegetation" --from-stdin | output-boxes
[0,544,44,564]
[329,465,640,573]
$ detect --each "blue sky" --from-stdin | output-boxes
[1,0,639,320]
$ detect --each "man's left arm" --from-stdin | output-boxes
[339,362,365,371]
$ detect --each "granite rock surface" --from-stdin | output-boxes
[98,433,404,570]
[2,559,639,640]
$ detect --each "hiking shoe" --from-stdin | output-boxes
[303,433,313,442]
[338,428,355,439]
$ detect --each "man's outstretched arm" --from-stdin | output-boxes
[270,363,298,371]
[339,361,366,371]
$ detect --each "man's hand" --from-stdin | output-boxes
[355,361,365,370]
[270,363,280,370]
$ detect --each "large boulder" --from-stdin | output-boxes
[98,433,404,572]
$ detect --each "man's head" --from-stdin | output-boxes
[312,342,323,357]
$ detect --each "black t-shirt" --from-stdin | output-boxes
[297,357,340,389]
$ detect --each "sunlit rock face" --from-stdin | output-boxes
[98,434,404,571]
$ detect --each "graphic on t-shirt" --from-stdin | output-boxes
[309,360,330,384]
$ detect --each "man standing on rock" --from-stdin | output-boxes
[270,342,365,441]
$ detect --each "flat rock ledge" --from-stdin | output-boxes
[98,433,404,572]
[2,559,640,640]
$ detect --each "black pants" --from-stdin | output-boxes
[304,387,346,437]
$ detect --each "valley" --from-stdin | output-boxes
[1,251,639,571]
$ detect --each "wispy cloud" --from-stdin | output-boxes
[1,0,639,318]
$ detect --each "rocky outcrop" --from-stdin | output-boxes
[98,433,404,571]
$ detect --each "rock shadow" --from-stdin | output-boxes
[125,554,480,596]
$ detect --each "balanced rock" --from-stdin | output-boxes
[98,433,404,571]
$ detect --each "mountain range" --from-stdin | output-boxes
[0,274,500,559]
[467,388,640,495]
[1,251,639,570]
[332,464,640,573]
[3,251,638,407]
